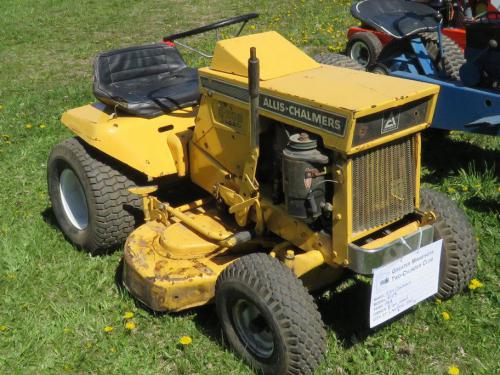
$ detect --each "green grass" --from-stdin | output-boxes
[0,0,498,374]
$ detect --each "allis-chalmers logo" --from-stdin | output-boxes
[381,111,400,134]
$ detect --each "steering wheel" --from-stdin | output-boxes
[164,13,259,42]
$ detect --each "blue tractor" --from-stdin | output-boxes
[350,0,500,136]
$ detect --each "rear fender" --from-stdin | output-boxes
[61,103,195,178]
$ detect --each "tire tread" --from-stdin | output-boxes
[49,137,142,252]
[313,53,366,71]
[420,189,477,298]
[216,253,326,375]
[421,33,465,81]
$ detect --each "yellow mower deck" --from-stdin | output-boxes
[123,203,240,311]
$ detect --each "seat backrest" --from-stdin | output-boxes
[94,43,188,86]
[351,0,439,39]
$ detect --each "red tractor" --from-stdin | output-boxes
[347,0,498,67]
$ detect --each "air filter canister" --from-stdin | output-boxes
[282,133,329,222]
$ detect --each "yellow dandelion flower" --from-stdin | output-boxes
[447,187,456,193]
[0,325,8,332]
[25,124,33,129]
[441,311,451,320]
[497,186,500,192]
[1,134,11,144]
[39,124,46,129]
[461,186,469,192]
[84,342,92,349]
[103,326,114,333]
[448,365,460,375]
[110,347,117,353]
[179,335,193,346]
[435,298,442,304]
[468,278,484,290]
[124,321,136,330]
[249,25,256,30]
[123,311,134,319]
[0,105,3,110]
[63,327,72,334]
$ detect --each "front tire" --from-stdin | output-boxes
[420,189,478,299]
[216,253,326,375]
[48,137,142,254]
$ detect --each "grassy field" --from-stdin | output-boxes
[0,0,498,374]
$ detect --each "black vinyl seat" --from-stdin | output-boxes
[352,0,440,39]
[93,44,200,118]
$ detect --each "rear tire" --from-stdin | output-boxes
[419,189,478,299]
[48,137,143,254]
[421,33,465,81]
[314,52,366,71]
[216,253,326,375]
[346,32,383,67]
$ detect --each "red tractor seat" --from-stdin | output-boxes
[93,44,200,118]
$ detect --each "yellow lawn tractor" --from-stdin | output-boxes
[47,14,478,375]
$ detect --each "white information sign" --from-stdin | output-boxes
[370,239,443,328]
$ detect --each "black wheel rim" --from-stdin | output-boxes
[231,298,275,359]
[350,41,370,66]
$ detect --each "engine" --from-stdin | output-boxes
[258,122,333,230]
